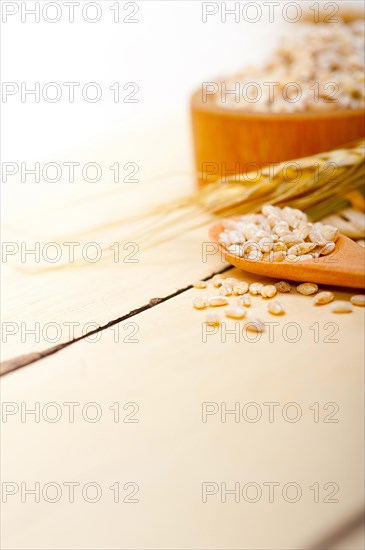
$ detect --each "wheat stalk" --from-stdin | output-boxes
[16,140,365,272]
[129,139,365,248]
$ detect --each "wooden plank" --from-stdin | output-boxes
[1,117,229,361]
[1,275,364,549]
[1,213,227,361]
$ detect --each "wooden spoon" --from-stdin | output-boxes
[209,220,365,289]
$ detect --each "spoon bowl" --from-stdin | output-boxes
[209,220,365,288]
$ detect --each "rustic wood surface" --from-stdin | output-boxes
[1,118,364,549]
[2,117,226,363]
[1,275,364,549]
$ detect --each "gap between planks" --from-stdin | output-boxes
[0,266,233,376]
[306,507,364,550]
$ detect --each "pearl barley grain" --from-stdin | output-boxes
[225,306,247,320]
[205,313,221,326]
[270,251,286,262]
[320,242,336,256]
[275,281,291,293]
[207,296,229,307]
[243,317,265,333]
[351,295,365,307]
[313,291,334,305]
[261,285,277,299]
[268,301,285,315]
[273,241,287,253]
[212,275,225,288]
[249,282,264,296]
[331,301,353,313]
[219,284,233,296]
[238,295,251,307]
[233,281,249,295]
[288,242,316,256]
[193,297,207,310]
[225,278,240,286]
[193,281,207,289]
[297,283,318,296]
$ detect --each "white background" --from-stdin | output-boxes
[1,1,363,218]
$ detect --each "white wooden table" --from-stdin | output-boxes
[1,120,364,550]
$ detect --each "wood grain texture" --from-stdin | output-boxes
[1,273,364,549]
[1,216,227,362]
[191,90,365,184]
[1,116,227,362]
[2,115,364,549]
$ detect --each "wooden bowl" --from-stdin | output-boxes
[191,88,365,185]
[301,2,365,23]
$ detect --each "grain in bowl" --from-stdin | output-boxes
[211,21,365,113]
[218,205,339,263]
